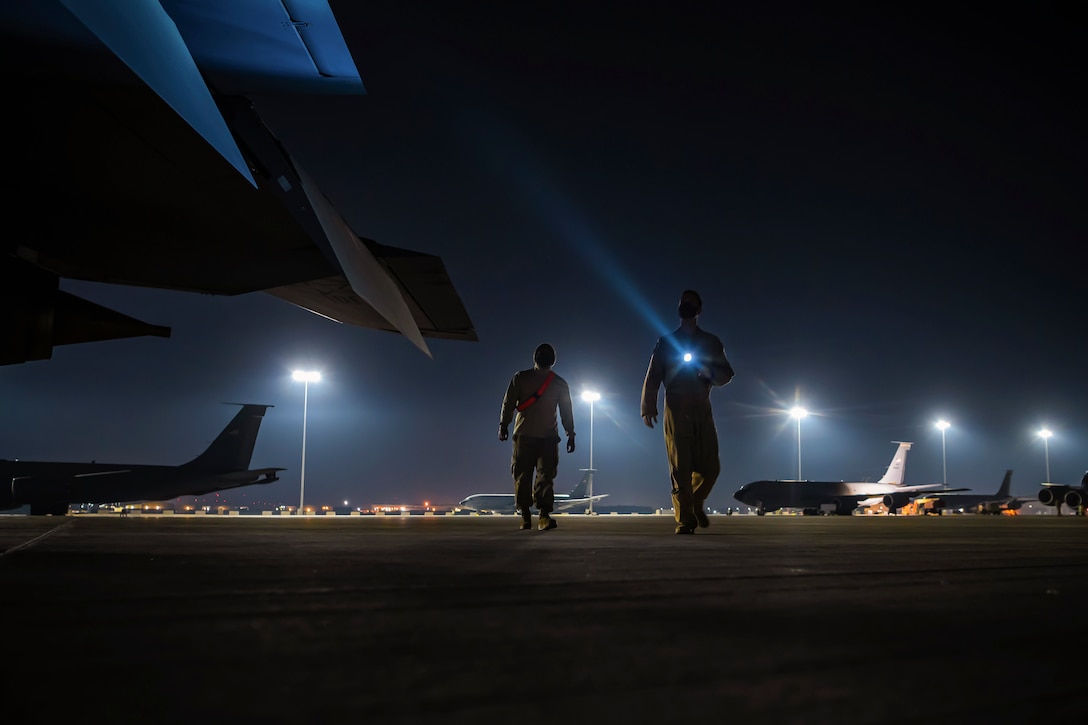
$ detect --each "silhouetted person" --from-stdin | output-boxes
[499,343,576,531]
[641,290,734,534]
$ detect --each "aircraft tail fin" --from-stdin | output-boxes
[879,441,912,485]
[570,470,593,498]
[997,470,1013,497]
[182,404,272,472]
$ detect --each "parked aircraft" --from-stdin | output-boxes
[0,0,476,365]
[456,471,608,514]
[733,441,966,515]
[1037,471,1088,513]
[0,404,282,515]
[910,470,1033,514]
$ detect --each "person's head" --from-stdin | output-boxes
[533,343,556,369]
[678,289,702,320]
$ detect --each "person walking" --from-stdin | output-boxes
[641,290,735,534]
[499,343,576,531]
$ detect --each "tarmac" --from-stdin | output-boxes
[1,513,1086,724]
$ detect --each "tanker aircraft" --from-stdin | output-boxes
[1,404,282,516]
[733,441,968,516]
[456,471,608,515]
[911,470,1034,514]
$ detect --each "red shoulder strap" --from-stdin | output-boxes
[516,371,556,412]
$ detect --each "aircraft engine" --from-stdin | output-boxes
[2,260,171,365]
[882,493,913,511]
[829,498,855,515]
[1038,486,1069,507]
[1064,488,1088,509]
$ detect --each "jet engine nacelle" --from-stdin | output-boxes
[1064,488,1088,509]
[1038,486,1070,507]
[882,493,913,511]
[977,500,1016,514]
[829,498,857,515]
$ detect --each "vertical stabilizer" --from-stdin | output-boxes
[878,442,912,485]
[997,470,1013,497]
[570,470,593,498]
[183,405,271,471]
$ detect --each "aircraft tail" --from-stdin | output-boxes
[878,442,912,485]
[570,470,593,498]
[182,404,272,471]
[997,470,1013,497]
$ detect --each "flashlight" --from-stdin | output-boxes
[683,353,693,362]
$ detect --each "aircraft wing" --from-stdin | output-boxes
[860,487,971,509]
[554,494,610,511]
[0,0,476,364]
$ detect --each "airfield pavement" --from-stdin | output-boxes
[0,513,1086,724]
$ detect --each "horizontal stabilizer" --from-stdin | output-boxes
[266,241,478,342]
[1,260,170,365]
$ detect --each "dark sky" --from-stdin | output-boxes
[2,1,1085,509]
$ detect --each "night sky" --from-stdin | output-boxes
[2,2,1085,510]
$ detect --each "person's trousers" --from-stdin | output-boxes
[664,403,720,526]
[511,435,559,516]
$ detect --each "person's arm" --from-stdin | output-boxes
[498,374,519,440]
[558,381,576,439]
[641,341,664,427]
[558,383,577,452]
[704,335,735,386]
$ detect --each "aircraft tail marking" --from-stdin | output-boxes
[182,404,271,472]
[878,441,912,485]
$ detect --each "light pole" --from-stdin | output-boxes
[1038,428,1053,483]
[936,419,950,489]
[292,370,321,514]
[789,406,808,480]
[581,390,600,514]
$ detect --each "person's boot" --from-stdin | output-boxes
[538,514,557,531]
[518,509,532,530]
